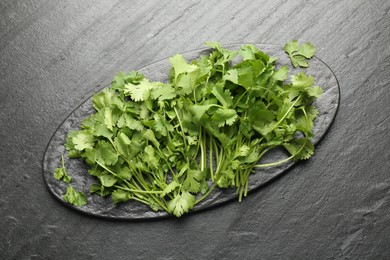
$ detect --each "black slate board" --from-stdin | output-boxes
[42,44,340,219]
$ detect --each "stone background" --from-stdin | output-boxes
[1,0,389,259]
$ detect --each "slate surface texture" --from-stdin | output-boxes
[1,0,389,259]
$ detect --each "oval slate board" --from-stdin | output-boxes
[43,44,340,219]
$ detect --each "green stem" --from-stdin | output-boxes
[267,95,300,134]
[195,183,217,205]
[209,134,214,181]
[233,90,248,108]
[254,139,308,168]
[95,160,117,176]
[173,107,189,161]
[113,185,163,194]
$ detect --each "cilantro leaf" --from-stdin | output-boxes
[150,84,176,101]
[284,138,314,160]
[54,155,72,184]
[211,83,233,108]
[272,66,288,82]
[114,132,131,157]
[124,78,154,101]
[112,189,131,204]
[182,169,205,193]
[297,42,316,59]
[223,69,239,84]
[160,180,180,197]
[170,54,199,82]
[117,113,144,131]
[307,85,323,98]
[143,129,160,148]
[63,185,87,207]
[153,113,174,137]
[96,140,118,165]
[99,174,117,187]
[284,40,299,55]
[210,108,238,127]
[93,122,113,139]
[92,88,112,111]
[291,72,314,88]
[284,40,316,68]
[72,131,95,151]
[167,191,196,217]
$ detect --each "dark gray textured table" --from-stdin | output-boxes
[1,1,389,259]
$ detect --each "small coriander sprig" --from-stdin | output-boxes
[53,155,87,207]
[284,40,316,68]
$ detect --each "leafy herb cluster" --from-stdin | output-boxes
[55,41,321,217]
[54,155,87,206]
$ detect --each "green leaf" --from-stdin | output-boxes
[114,132,131,157]
[307,85,323,98]
[103,107,114,131]
[153,113,174,137]
[99,174,117,187]
[241,150,260,164]
[284,40,299,55]
[82,148,100,165]
[181,111,200,135]
[118,113,144,131]
[223,69,239,84]
[170,54,199,81]
[93,122,113,139]
[190,103,215,122]
[216,168,235,188]
[284,138,314,160]
[54,167,66,180]
[211,83,233,108]
[142,145,159,169]
[111,71,145,92]
[65,131,80,158]
[210,108,238,127]
[182,169,205,193]
[143,129,160,148]
[92,88,112,111]
[112,189,131,204]
[237,145,250,157]
[305,106,319,121]
[96,140,118,165]
[249,106,274,122]
[285,40,316,68]
[89,183,102,194]
[167,191,196,217]
[240,44,270,64]
[117,166,132,181]
[160,180,180,197]
[63,185,87,207]
[72,131,95,151]
[292,55,308,68]
[124,71,145,84]
[150,84,176,101]
[205,41,223,52]
[297,42,316,59]
[272,66,288,81]
[54,167,72,184]
[291,72,314,88]
[124,78,154,101]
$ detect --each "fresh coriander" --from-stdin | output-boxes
[53,154,87,206]
[54,41,322,217]
[54,155,72,184]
